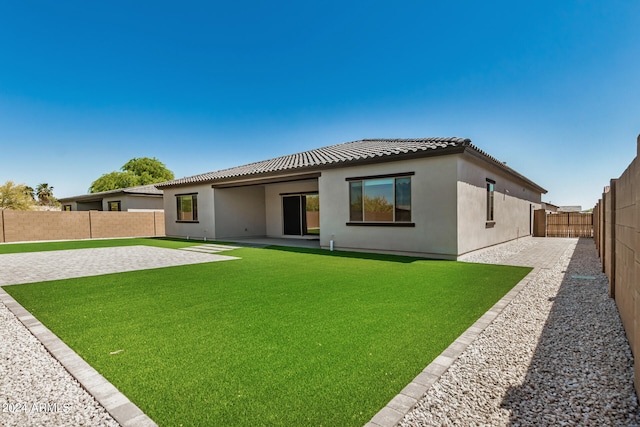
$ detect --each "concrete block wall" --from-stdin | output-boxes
[89,211,156,239]
[2,211,91,242]
[594,134,640,396]
[154,211,165,237]
[0,211,165,243]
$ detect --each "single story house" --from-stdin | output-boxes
[156,138,546,260]
[58,184,164,212]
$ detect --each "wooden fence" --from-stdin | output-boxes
[533,210,593,237]
[546,212,594,237]
[594,134,640,397]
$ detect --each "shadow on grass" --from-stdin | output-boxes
[260,245,441,263]
[500,238,639,424]
[153,237,446,263]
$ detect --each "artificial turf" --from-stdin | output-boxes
[0,237,202,254]
[3,244,531,426]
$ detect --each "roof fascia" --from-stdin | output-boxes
[462,147,547,194]
[212,172,321,188]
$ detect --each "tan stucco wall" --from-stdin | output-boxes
[159,152,543,257]
[456,154,542,255]
[162,184,215,240]
[103,195,164,212]
[318,156,459,258]
[75,200,102,211]
[265,179,319,238]
[213,186,267,238]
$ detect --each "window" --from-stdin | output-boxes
[107,201,121,211]
[63,205,72,211]
[486,180,495,222]
[348,174,412,224]
[177,194,198,222]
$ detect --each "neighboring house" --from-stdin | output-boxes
[558,205,583,213]
[58,184,164,212]
[542,201,559,213]
[156,138,547,260]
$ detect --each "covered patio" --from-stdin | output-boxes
[222,236,321,249]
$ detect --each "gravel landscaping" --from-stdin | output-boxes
[0,296,119,427]
[400,238,640,426]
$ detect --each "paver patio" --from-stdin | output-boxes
[0,245,239,286]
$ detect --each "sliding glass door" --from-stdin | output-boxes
[282,193,319,236]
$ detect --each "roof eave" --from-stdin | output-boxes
[156,144,469,189]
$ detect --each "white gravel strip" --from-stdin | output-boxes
[457,237,538,264]
[0,299,119,427]
[400,238,640,426]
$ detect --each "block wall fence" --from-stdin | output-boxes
[594,134,640,396]
[0,211,165,243]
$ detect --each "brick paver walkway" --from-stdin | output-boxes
[500,237,578,269]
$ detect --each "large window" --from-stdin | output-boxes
[177,193,198,222]
[348,174,412,224]
[486,179,495,222]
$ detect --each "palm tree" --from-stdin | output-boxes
[23,186,36,201]
[36,183,54,206]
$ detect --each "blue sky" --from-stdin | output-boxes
[1,1,638,209]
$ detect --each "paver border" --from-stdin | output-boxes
[365,266,541,427]
[0,288,158,427]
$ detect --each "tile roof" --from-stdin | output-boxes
[58,184,162,202]
[156,137,546,193]
[157,138,475,188]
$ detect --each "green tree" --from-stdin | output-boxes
[36,183,57,206]
[0,181,36,210]
[363,195,393,213]
[89,157,174,193]
[122,157,175,184]
[89,171,140,193]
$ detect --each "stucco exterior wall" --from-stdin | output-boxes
[456,154,542,255]
[75,201,102,211]
[264,179,319,238]
[103,195,164,212]
[162,184,215,240]
[318,156,459,259]
[213,186,266,238]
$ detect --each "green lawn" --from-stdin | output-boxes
[0,237,202,254]
[2,243,531,426]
